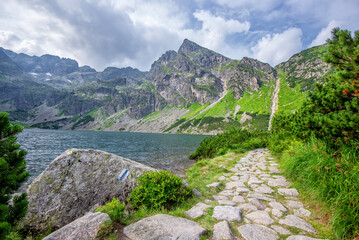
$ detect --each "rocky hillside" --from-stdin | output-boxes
[0,41,333,134]
[275,45,333,112]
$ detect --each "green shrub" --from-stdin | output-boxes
[96,198,125,223]
[189,128,253,159]
[128,170,193,210]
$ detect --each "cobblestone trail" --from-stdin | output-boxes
[185,148,326,240]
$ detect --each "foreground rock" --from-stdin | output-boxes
[123,214,207,240]
[25,148,154,232]
[43,212,110,240]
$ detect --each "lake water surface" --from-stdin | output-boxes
[18,128,207,189]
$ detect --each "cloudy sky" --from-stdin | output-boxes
[0,0,358,71]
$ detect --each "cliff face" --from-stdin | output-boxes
[148,39,276,105]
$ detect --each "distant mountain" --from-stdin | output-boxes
[0,49,23,75]
[0,41,333,134]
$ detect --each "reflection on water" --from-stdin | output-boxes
[17,128,207,189]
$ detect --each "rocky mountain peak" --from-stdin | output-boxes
[178,39,203,54]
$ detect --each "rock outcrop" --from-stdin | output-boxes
[42,212,110,240]
[25,148,154,232]
[123,214,207,240]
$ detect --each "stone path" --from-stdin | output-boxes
[185,148,326,240]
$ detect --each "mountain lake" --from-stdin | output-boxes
[17,128,208,190]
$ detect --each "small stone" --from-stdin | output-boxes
[278,188,300,196]
[218,200,236,206]
[212,206,242,222]
[246,211,274,225]
[286,201,304,209]
[193,188,202,196]
[279,215,316,233]
[213,195,228,201]
[237,187,250,193]
[271,225,292,235]
[265,207,271,213]
[254,184,275,194]
[269,166,281,173]
[184,203,211,219]
[226,181,246,189]
[286,236,327,240]
[272,209,284,217]
[206,182,221,188]
[219,176,227,181]
[249,198,266,210]
[269,202,288,212]
[268,178,291,187]
[294,208,311,217]
[213,221,234,240]
[238,224,279,240]
[219,164,226,168]
[232,196,245,203]
[205,199,212,203]
[238,203,258,211]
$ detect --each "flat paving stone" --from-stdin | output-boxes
[286,201,304,209]
[232,196,245,203]
[213,221,234,240]
[219,190,239,196]
[271,225,292,235]
[213,195,228,201]
[269,166,281,173]
[268,178,291,187]
[226,181,246,189]
[272,208,284,217]
[238,224,279,240]
[246,210,274,225]
[218,200,236,206]
[279,215,316,233]
[230,176,240,181]
[237,187,250,193]
[184,203,211,219]
[269,202,288,212]
[248,198,266,210]
[278,188,300,196]
[247,193,274,201]
[254,184,275,194]
[237,203,258,211]
[212,206,242,222]
[294,208,311,217]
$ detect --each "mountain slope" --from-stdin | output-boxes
[275,44,332,113]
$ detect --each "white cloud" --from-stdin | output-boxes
[181,10,250,52]
[251,28,302,66]
[214,0,281,12]
[309,20,340,47]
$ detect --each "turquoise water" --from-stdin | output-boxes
[18,128,207,189]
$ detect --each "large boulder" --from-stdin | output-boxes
[124,214,207,240]
[25,148,154,232]
[43,212,110,240]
